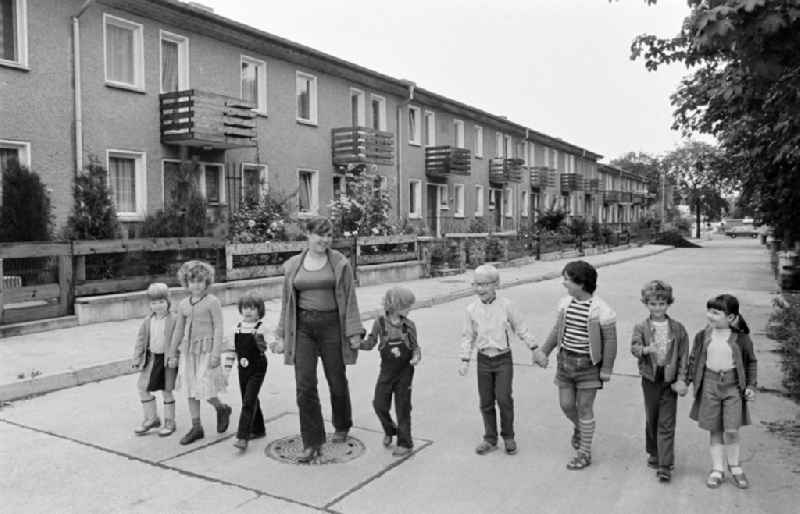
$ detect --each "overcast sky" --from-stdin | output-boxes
[199,0,693,161]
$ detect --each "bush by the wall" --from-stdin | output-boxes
[140,160,207,238]
[0,160,53,242]
[769,294,800,401]
[62,160,121,240]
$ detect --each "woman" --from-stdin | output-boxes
[274,217,364,462]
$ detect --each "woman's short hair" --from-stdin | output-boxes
[305,217,333,237]
[177,260,215,289]
[146,282,171,309]
[238,291,265,319]
[562,260,597,294]
[641,280,674,305]
[382,286,416,314]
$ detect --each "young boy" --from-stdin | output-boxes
[459,264,540,456]
[630,280,690,482]
[534,260,617,470]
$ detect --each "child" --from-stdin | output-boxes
[131,283,178,436]
[169,260,232,445]
[232,292,269,451]
[534,260,617,470]
[361,286,421,457]
[459,264,539,456]
[630,280,690,482]
[686,294,757,489]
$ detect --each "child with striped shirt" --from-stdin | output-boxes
[534,260,618,470]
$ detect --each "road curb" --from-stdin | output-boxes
[0,245,673,402]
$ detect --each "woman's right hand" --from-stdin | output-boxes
[270,338,284,354]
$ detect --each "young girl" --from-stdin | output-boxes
[169,260,232,445]
[232,292,269,451]
[132,283,178,436]
[361,286,421,457]
[687,294,757,489]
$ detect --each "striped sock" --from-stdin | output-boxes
[578,418,595,457]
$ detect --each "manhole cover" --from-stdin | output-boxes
[264,434,366,465]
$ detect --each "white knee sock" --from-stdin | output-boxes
[710,444,725,471]
[725,442,741,467]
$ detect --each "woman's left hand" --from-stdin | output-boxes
[208,354,221,369]
[744,387,756,401]
[349,335,362,349]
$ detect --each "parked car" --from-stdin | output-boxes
[725,224,759,238]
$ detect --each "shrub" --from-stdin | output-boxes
[769,294,800,401]
[228,190,296,243]
[468,217,489,233]
[62,160,121,240]
[652,229,701,248]
[141,160,207,238]
[0,160,53,242]
[329,165,393,237]
[536,207,568,232]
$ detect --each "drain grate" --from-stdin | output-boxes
[264,433,366,465]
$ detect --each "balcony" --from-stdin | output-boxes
[489,158,524,185]
[619,192,634,204]
[603,190,621,203]
[159,89,256,149]
[632,192,645,204]
[332,126,395,168]
[560,173,584,193]
[586,178,600,193]
[528,166,551,189]
[425,146,471,179]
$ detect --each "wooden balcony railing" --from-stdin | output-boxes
[332,126,395,167]
[586,178,600,193]
[489,158,524,184]
[632,192,645,204]
[425,146,471,178]
[528,166,551,189]
[603,190,621,203]
[619,192,634,203]
[159,89,256,149]
[560,173,584,192]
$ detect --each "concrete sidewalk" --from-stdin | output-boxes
[0,244,672,402]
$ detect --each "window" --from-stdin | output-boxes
[370,94,386,131]
[162,160,225,206]
[528,142,536,166]
[453,184,465,217]
[241,55,267,115]
[408,180,422,218]
[0,0,27,68]
[203,164,224,204]
[107,150,146,220]
[438,184,449,210]
[350,88,365,126]
[160,31,188,93]
[453,120,465,148]
[503,187,513,217]
[424,111,436,146]
[242,163,267,204]
[296,71,318,124]
[554,150,561,170]
[496,132,504,157]
[408,105,421,145]
[521,190,529,217]
[489,188,498,210]
[475,185,484,216]
[504,135,513,159]
[0,139,30,172]
[103,14,145,90]
[474,125,483,158]
[297,169,318,215]
[523,142,530,166]
[333,174,347,201]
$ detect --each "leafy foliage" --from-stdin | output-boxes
[141,160,208,237]
[328,165,393,237]
[62,159,121,240]
[228,190,298,243]
[0,160,54,242]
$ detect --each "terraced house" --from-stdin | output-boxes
[1,0,630,238]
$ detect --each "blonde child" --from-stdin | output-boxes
[630,280,690,482]
[687,294,757,489]
[361,286,421,457]
[168,260,232,445]
[132,283,178,436]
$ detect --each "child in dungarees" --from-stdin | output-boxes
[232,292,269,451]
[131,283,178,436]
[361,286,421,457]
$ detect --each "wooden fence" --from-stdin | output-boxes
[0,242,72,323]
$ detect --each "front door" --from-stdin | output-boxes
[426,184,439,236]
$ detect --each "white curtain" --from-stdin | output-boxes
[161,39,179,92]
[298,173,311,212]
[241,61,258,105]
[107,24,134,84]
[296,77,310,120]
[110,157,135,212]
[0,0,16,61]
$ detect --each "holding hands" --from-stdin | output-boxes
[207,354,221,369]
[532,348,549,368]
[166,357,178,368]
[670,379,688,396]
[269,337,284,354]
[349,335,362,350]
[744,386,756,401]
[458,360,469,376]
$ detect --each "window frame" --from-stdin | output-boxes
[424,111,436,146]
[350,88,366,127]
[474,185,484,217]
[297,168,319,216]
[103,13,145,91]
[503,187,513,217]
[474,125,483,158]
[161,159,226,206]
[242,162,268,203]
[488,188,498,211]
[0,0,28,69]
[370,94,387,131]
[0,139,30,169]
[296,71,318,125]
[438,184,449,210]
[408,105,421,145]
[453,183,465,218]
[201,162,225,205]
[453,119,465,149]
[504,135,514,159]
[408,179,422,218]
[158,30,189,94]
[107,149,147,221]
[240,55,267,115]
[521,190,529,218]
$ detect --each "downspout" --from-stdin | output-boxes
[395,81,415,221]
[73,0,94,175]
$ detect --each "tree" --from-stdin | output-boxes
[328,165,393,237]
[141,159,208,237]
[631,0,800,245]
[0,160,53,242]
[63,159,121,240]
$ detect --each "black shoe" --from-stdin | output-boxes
[331,430,348,443]
[647,455,658,469]
[382,435,393,447]
[179,425,204,445]
[657,467,672,482]
[249,431,266,440]
[504,438,518,455]
[296,446,321,464]
[216,405,232,433]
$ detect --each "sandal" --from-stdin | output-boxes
[706,469,724,489]
[728,465,749,489]
[571,428,580,450]
[566,453,591,470]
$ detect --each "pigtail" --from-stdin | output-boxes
[731,314,750,334]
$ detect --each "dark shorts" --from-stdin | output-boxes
[694,368,746,432]
[554,348,602,390]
